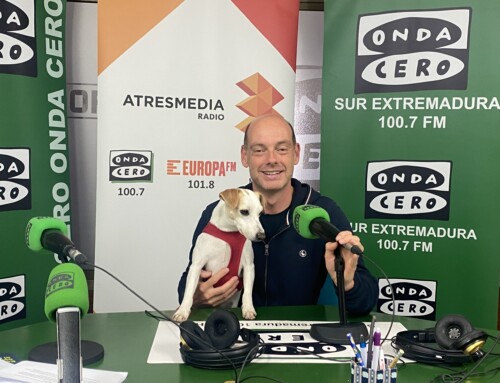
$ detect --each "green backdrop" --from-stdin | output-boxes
[0,0,70,331]
[321,0,499,329]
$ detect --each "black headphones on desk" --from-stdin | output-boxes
[179,309,262,369]
[394,314,488,365]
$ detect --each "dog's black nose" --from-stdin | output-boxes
[257,232,265,241]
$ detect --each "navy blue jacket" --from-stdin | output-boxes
[177,179,378,315]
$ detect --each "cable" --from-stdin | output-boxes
[84,253,397,382]
[85,261,244,381]
[147,309,369,382]
[361,253,397,346]
[429,333,500,383]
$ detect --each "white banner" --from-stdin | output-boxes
[94,0,299,312]
[147,320,408,364]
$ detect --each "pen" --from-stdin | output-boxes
[359,334,367,365]
[347,332,365,367]
[388,349,405,369]
[379,348,385,370]
[370,328,381,370]
[367,315,376,368]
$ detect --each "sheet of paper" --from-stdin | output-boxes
[0,361,127,383]
[0,359,13,371]
[147,320,409,364]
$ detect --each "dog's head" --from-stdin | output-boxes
[219,189,265,242]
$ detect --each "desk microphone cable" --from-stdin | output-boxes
[85,254,397,383]
[86,261,260,382]
[89,260,380,383]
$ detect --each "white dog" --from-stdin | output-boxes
[173,188,265,322]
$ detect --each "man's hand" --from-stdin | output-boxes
[192,268,240,307]
[324,231,363,291]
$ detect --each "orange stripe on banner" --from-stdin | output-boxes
[98,0,184,74]
[231,0,299,70]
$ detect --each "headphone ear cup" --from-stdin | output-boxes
[204,310,240,350]
[434,314,473,350]
[180,320,214,350]
[451,329,488,355]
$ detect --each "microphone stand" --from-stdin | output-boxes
[309,249,369,345]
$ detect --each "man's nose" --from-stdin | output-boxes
[265,149,278,163]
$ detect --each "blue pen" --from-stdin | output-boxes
[359,334,367,365]
[347,332,365,367]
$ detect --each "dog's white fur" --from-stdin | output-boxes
[173,188,265,322]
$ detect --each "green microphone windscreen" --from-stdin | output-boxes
[44,263,89,322]
[292,205,330,239]
[26,217,67,251]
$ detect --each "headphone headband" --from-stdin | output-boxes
[180,328,261,369]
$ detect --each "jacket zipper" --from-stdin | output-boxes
[263,225,290,306]
[264,243,269,306]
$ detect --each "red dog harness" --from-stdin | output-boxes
[202,222,245,290]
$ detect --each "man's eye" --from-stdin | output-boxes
[240,209,249,216]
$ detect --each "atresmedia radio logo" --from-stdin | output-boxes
[355,8,471,93]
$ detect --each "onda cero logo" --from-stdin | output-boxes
[109,150,153,182]
[355,8,471,93]
[0,0,37,77]
[0,275,26,324]
[0,148,31,212]
[365,160,452,220]
[378,278,436,320]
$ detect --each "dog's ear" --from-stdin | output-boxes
[219,189,240,209]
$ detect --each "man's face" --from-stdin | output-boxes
[241,116,300,194]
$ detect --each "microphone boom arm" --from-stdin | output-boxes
[334,248,347,325]
[308,219,368,344]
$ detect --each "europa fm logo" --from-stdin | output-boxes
[109,150,153,182]
[355,8,471,93]
[0,148,31,212]
[378,278,436,320]
[0,0,37,77]
[365,161,452,220]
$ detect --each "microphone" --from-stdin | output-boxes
[45,262,89,322]
[292,205,364,256]
[45,263,89,383]
[28,258,104,373]
[25,217,87,264]
[292,204,368,344]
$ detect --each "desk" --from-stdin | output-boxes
[0,306,498,383]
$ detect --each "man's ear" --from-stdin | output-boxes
[257,192,266,214]
[293,143,301,166]
[241,145,249,168]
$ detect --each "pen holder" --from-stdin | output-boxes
[350,358,397,383]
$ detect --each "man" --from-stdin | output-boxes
[177,114,378,315]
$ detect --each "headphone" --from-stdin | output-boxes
[394,314,488,365]
[179,309,262,369]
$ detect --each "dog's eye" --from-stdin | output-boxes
[240,209,249,216]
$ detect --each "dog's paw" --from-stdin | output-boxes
[172,309,190,322]
[242,306,257,320]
